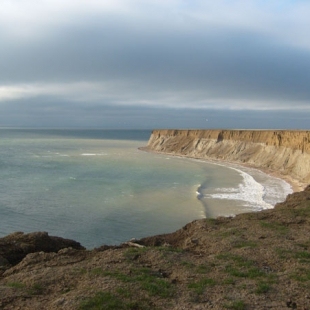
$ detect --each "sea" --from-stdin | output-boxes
[0,129,292,248]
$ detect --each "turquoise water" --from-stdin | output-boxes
[0,129,292,248]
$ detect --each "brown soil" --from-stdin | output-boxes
[1,186,310,309]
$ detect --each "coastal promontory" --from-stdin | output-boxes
[143,129,310,188]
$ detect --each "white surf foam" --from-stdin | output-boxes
[81,153,108,156]
[205,166,274,211]
[196,184,204,199]
[191,157,292,212]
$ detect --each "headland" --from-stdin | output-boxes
[141,129,310,191]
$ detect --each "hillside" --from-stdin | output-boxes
[0,185,310,309]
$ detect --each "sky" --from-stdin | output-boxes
[1,0,310,129]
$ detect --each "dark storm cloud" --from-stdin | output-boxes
[0,0,310,128]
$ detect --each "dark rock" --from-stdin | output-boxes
[0,231,85,267]
[0,255,11,271]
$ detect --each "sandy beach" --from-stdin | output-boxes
[141,146,305,193]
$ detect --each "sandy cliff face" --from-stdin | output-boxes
[145,129,310,185]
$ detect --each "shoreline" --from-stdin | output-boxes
[139,146,306,194]
[2,188,310,309]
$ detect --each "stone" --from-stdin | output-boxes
[0,231,85,266]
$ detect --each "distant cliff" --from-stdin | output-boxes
[143,129,310,185]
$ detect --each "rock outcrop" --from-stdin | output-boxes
[143,129,310,185]
[0,231,85,269]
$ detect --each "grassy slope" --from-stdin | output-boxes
[0,186,310,309]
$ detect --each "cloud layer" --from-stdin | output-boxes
[1,0,310,128]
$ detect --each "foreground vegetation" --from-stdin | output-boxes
[1,186,310,309]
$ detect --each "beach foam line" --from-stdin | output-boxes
[190,157,292,210]
[205,165,273,210]
[80,153,108,156]
[196,184,204,200]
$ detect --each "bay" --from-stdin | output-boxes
[0,129,291,248]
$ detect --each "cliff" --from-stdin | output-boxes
[144,129,310,186]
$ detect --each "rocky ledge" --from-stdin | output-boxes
[1,186,310,309]
[0,231,85,270]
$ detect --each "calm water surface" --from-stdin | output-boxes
[0,129,292,248]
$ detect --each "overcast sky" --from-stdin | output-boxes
[1,0,310,129]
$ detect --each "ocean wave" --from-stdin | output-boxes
[196,184,204,200]
[34,153,69,158]
[255,173,292,205]
[81,153,108,156]
[205,166,274,211]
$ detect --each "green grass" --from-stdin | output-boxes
[103,270,132,282]
[222,277,235,285]
[90,268,105,276]
[260,221,289,234]
[124,247,148,261]
[296,241,310,249]
[28,283,44,295]
[6,281,25,289]
[156,246,184,253]
[291,268,310,282]
[220,228,243,238]
[294,251,310,261]
[188,278,216,295]
[104,268,174,298]
[140,278,173,298]
[79,291,155,310]
[224,300,246,310]
[275,248,290,259]
[275,249,310,263]
[116,287,132,298]
[133,268,174,298]
[181,261,195,268]
[233,240,257,248]
[206,218,217,225]
[196,264,211,274]
[216,253,254,268]
[255,281,271,294]
[79,292,131,310]
[225,266,264,279]
[288,207,310,218]
[217,253,269,281]
[181,261,214,274]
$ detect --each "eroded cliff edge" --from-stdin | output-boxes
[143,129,310,187]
